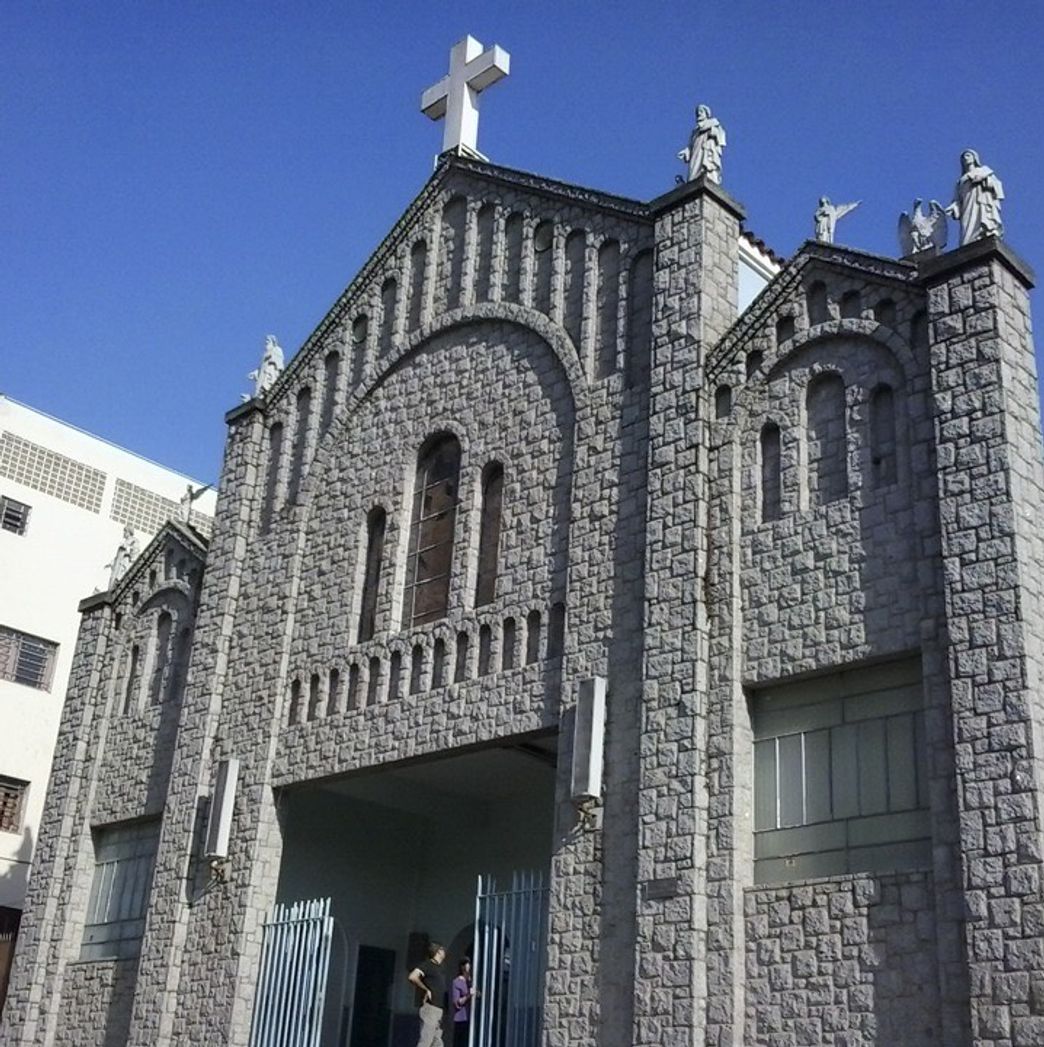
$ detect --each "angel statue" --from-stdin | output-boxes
[179,483,212,524]
[946,149,1004,246]
[677,105,726,184]
[106,524,140,589]
[246,335,285,400]
[898,199,948,257]
[814,197,860,243]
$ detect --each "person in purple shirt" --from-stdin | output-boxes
[450,957,475,1046]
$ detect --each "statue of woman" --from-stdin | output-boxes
[248,335,285,399]
[946,149,1004,246]
[107,524,140,589]
[678,105,726,184]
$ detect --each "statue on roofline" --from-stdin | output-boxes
[246,334,285,401]
[898,199,948,257]
[678,104,726,184]
[179,483,212,524]
[814,197,860,244]
[106,524,140,589]
[946,149,1004,246]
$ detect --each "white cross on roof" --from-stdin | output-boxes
[420,35,511,159]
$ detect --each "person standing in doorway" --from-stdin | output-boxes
[451,957,475,1046]
[408,942,447,1047]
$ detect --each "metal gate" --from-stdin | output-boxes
[249,897,335,1047]
[470,870,549,1047]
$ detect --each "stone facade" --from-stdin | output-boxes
[3,152,1043,1047]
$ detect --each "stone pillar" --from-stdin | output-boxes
[922,238,1044,1046]
[125,400,265,1045]
[632,177,741,1045]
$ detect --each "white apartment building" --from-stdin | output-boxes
[0,395,215,1009]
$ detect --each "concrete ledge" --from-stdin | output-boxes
[224,398,263,425]
[649,175,746,220]
[79,591,113,613]
[917,235,1035,289]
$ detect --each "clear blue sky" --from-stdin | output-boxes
[4,1,1043,482]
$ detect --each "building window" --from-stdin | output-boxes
[760,423,782,522]
[358,507,387,643]
[0,626,58,691]
[474,463,504,608]
[752,657,929,884]
[148,613,173,705]
[81,820,160,960]
[402,434,461,628]
[0,497,30,535]
[806,373,848,504]
[0,776,28,834]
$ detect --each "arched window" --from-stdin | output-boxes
[351,314,368,386]
[388,651,402,700]
[409,645,425,695]
[503,214,523,303]
[475,462,504,608]
[288,678,301,725]
[432,638,447,688]
[807,281,829,326]
[840,290,861,319]
[260,421,283,533]
[327,668,341,716]
[408,241,427,331]
[873,299,896,327]
[776,315,795,345]
[478,624,493,675]
[474,203,496,303]
[715,385,732,419]
[308,673,321,721]
[347,663,360,710]
[807,373,848,504]
[502,617,516,671]
[379,278,397,355]
[287,386,311,504]
[149,612,172,705]
[366,657,381,706]
[123,644,141,715]
[403,434,461,628]
[596,240,621,378]
[454,631,469,683]
[357,507,386,643]
[548,602,566,659]
[441,197,467,311]
[563,230,586,349]
[533,221,554,315]
[760,423,782,523]
[526,610,542,664]
[321,351,340,435]
[746,351,763,379]
[870,385,898,488]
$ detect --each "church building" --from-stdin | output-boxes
[3,35,1043,1047]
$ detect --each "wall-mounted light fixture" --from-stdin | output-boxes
[204,757,239,881]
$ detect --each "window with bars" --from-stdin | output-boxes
[0,626,58,691]
[402,434,461,628]
[0,776,28,833]
[752,657,929,884]
[0,497,30,535]
[81,820,160,960]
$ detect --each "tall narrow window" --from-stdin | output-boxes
[328,668,341,717]
[807,374,848,504]
[454,632,469,683]
[548,602,566,659]
[441,197,467,311]
[149,612,172,705]
[351,314,369,386]
[503,214,523,303]
[409,645,425,695]
[388,651,402,700]
[408,241,427,331]
[563,230,586,348]
[596,240,620,378]
[525,610,542,664]
[260,422,283,533]
[379,278,397,355]
[807,281,829,326]
[474,203,496,303]
[776,315,795,345]
[478,624,493,675]
[474,462,504,608]
[502,617,516,671]
[287,387,311,505]
[366,657,381,706]
[432,638,447,688]
[320,351,340,435]
[308,673,321,721]
[123,644,141,714]
[715,385,732,419]
[402,434,461,628]
[358,507,387,643]
[168,627,192,703]
[347,663,360,710]
[533,221,554,315]
[761,423,782,523]
[288,679,301,725]
[870,385,898,488]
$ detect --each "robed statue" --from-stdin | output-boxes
[946,149,1004,246]
[814,197,860,244]
[107,524,140,589]
[247,335,285,399]
[678,105,726,184]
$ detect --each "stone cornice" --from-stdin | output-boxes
[917,235,1036,289]
[649,175,746,220]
